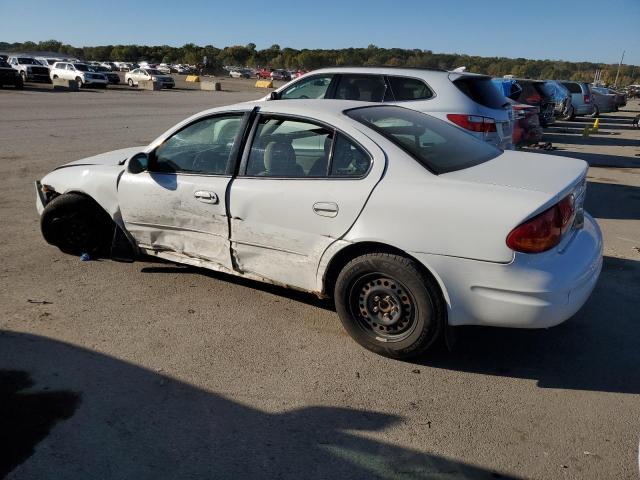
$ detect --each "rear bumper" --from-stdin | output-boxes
[412,213,603,328]
[575,104,595,115]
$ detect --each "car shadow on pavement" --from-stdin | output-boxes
[0,332,518,480]
[543,133,638,147]
[140,262,337,311]
[415,256,640,395]
[585,181,640,220]
[534,150,640,168]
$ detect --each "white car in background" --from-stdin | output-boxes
[49,62,108,88]
[35,100,601,359]
[125,68,175,88]
[157,63,171,74]
[265,67,515,150]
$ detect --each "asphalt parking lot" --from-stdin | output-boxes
[0,80,638,479]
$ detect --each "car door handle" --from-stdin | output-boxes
[313,202,338,217]
[194,191,219,204]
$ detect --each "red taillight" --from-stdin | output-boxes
[525,94,541,104]
[447,114,497,133]
[584,94,591,103]
[506,195,575,253]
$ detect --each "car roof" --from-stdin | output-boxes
[306,66,489,80]
[194,99,379,123]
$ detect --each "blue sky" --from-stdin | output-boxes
[2,0,639,64]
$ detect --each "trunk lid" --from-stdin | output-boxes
[442,150,587,197]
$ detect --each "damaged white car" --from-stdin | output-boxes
[36,100,603,358]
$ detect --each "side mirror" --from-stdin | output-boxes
[127,152,148,174]
[269,91,280,100]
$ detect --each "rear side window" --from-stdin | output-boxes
[346,105,501,174]
[453,77,507,109]
[330,133,371,177]
[334,75,387,102]
[562,82,582,94]
[387,76,433,101]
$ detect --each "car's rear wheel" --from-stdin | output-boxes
[41,193,114,256]
[562,105,575,121]
[75,77,83,88]
[128,78,134,87]
[334,253,444,359]
[14,76,24,90]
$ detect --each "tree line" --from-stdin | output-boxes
[1,39,637,85]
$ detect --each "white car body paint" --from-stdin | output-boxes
[36,100,603,329]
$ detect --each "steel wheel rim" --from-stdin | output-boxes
[349,272,417,342]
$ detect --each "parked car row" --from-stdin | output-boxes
[226,66,308,81]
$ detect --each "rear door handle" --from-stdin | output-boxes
[313,202,338,217]
[194,190,219,204]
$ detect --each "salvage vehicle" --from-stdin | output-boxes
[270,69,291,81]
[50,62,108,88]
[229,68,252,79]
[590,88,617,117]
[92,65,120,84]
[35,101,602,359]
[266,67,514,150]
[0,60,24,89]
[492,78,555,127]
[125,68,175,88]
[255,68,272,79]
[509,101,542,147]
[591,86,624,112]
[560,81,595,120]
[7,56,51,83]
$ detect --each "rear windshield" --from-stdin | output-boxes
[346,105,501,174]
[453,76,508,109]
[562,82,582,94]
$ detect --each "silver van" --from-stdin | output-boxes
[560,81,595,120]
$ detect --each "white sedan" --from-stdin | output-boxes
[125,68,175,88]
[35,100,602,358]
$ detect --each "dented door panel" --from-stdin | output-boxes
[118,171,233,269]
[229,174,384,291]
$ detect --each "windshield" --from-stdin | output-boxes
[346,105,501,174]
[146,69,163,75]
[73,64,89,71]
[0,61,10,68]
[18,58,39,65]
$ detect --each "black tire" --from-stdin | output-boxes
[20,71,26,83]
[334,253,444,359]
[562,105,575,121]
[75,77,83,88]
[590,106,600,118]
[128,78,134,87]
[41,193,114,256]
[14,77,24,90]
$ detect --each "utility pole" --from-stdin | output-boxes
[614,50,625,87]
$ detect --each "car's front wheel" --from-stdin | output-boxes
[334,253,444,359]
[128,78,134,87]
[41,193,114,256]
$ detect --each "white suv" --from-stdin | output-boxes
[50,62,108,88]
[265,67,514,149]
